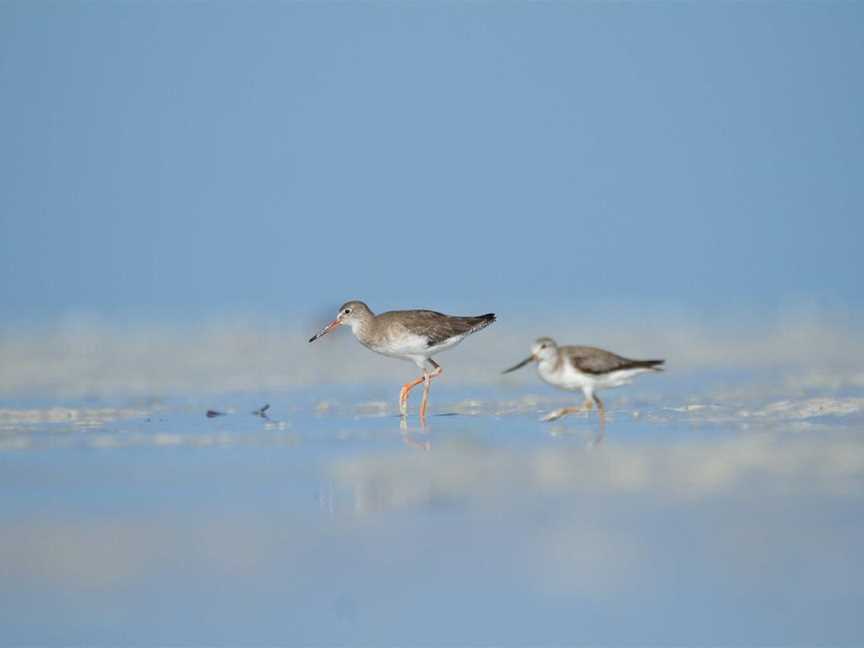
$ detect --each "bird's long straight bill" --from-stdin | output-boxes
[502,356,534,374]
[308,319,340,343]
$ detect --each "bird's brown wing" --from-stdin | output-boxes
[563,346,664,375]
[382,310,495,347]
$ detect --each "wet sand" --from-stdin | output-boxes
[1,381,862,645]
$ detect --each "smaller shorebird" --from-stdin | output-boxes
[503,337,664,422]
[309,301,495,418]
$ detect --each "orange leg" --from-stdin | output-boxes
[399,376,425,416]
[541,398,593,422]
[419,366,443,420]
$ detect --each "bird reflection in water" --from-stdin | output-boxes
[399,416,431,451]
[547,413,606,447]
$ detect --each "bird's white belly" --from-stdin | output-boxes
[364,332,466,363]
[366,333,426,357]
[538,364,652,392]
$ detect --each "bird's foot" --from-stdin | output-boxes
[398,388,411,417]
[540,406,585,422]
[541,408,568,422]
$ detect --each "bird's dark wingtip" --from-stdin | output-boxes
[469,313,496,334]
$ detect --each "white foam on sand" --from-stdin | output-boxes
[0,394,860,453]
[0,407,148,429]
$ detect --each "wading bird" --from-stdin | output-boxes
[503,337,664,422]
[309,301,495,419]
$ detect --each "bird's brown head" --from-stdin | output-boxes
[308,300,373,342]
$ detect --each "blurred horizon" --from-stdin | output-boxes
[2,304,862,400]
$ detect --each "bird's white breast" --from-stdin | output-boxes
[537,360,591,391]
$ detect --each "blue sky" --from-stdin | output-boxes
[1,2,862,323]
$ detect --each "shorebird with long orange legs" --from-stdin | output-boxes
[309,301,495,420]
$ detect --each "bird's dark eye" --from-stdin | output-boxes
[344,309,351,315]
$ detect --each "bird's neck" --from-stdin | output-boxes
[348,315,375,343]
[537,353,562,374]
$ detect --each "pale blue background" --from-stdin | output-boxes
[2,5,864,647]
[2,2,862,324]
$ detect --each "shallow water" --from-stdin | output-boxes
[1,377,863,646]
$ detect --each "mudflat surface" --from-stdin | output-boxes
[1,380,862,645]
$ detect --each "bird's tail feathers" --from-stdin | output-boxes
[468,313,496,333]
[633,359,665,372]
